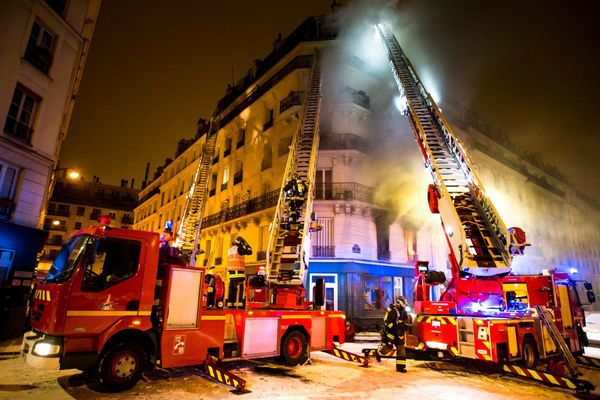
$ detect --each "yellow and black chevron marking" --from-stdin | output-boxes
[204,356,246,391]
[362,348,397,359]
[502,364,590,391]
[329,346,369,367]
[416,315,457,325]
[576,355,600,369]
[34,289,51,301]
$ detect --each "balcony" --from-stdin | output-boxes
[256,250,267,261]
[312,246,335,257]
[315,182,374,203]
[280,91,305,114]
[343,87,370,110]
[233,171,243,185]
[320,133,371,153]
[202,189,279,228]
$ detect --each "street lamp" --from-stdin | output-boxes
[54,167,80,181]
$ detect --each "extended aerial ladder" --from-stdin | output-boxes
[369,23,596,393]
[175,117,220,265]
[375,23,513,276]
[265,51,322,291]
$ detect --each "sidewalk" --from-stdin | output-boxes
[0,337,22,354]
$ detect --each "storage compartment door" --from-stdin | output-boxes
[242,317,279,358]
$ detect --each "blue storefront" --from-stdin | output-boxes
[306,258,415,330]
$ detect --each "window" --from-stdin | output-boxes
[236,128,245,148]
[82,237,141,291]
[4,85,39,142]
[233,162,243,185]
[24,21,55,74]
[221,166,230,191]
[76,206,85,216]
[90,208,101,220]
[109,212,116,219]
[263,108,274,131]
[224,138,232,158]
[0,162,18,221]
[278,136,292,157]
[46,235,90,283]
[74,221,82,230]
[262,144,272,171]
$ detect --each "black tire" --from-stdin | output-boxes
[95,342,147,392]
[521,337,538,369]
[280,331,309,366]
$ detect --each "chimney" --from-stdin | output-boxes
[143,162,150,186]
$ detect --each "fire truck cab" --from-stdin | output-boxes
[21,224,345,391]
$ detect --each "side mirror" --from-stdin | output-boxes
[587,291,596,304]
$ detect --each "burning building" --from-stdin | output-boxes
[134,12,600,328]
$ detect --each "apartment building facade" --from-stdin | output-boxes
[39,176,138,273]
[0,0,100,287]
[134,16,600,328]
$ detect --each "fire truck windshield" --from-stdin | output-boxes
[46,235,91,283]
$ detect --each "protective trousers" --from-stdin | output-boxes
[395,335,407,372]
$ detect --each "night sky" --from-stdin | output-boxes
[61,1,600,200]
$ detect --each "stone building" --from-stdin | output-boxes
[134,16,600,327]
[39,175,138,273]
[0,0,101,285]
[0,0,101,338]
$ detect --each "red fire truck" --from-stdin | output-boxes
[21,224,346,391]
[20,50,356,392]
[374,22,597,389]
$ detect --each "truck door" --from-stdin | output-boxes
[64,236,145,336]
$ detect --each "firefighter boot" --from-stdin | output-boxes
[396,359,407,373]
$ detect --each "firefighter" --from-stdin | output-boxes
[378,296,409,372]
[226,236,252,308]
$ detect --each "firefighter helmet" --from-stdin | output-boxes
[396,296,408,308]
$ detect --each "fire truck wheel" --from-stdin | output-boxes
[521,337,539,369]
[281,331,309,366]
[96,342,147,392]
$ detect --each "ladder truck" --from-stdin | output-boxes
[21,51,364,393]
[371,22,597,391]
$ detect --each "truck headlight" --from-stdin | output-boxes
[33,342,61,356]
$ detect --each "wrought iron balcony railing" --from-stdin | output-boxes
[343,86,370,110]
[315,182,374,203]
[312,246,335,257]
[319,133,371,153]
[202,189,279,228]
[280,91,306,114]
